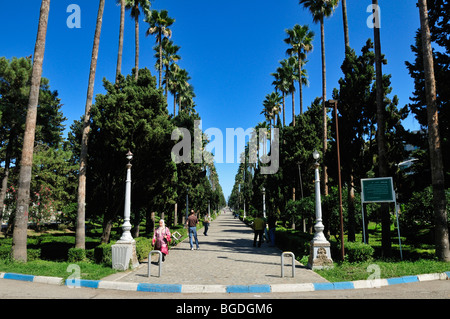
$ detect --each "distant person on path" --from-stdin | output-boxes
[186,210,200,250]
[267,214,277,246]
[152,219,171,262]
[203,213,211,236]
[253,213,266,248]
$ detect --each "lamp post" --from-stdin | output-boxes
[307,150,333,269]
[112,151,139,270]
[262,187,266,218]
[119,151,134,242]
[312,150,326,242]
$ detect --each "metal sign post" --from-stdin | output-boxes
[360,177,403,260]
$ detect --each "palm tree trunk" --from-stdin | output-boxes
[76,0,105,250]
[159,30,163,88]
[372,0,391,257]
[12,0,50,262]
[282,92,286,127]
[298,52,303,114]
[418,0,450,261]
[342,0,350,49]
[115,0,125,83]
[320,17,328,196]
[134,4,140,81]
[292,82,296,127]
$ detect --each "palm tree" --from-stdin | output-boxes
[145,9,175,88]
[115,0,126,83]
[125,0,151,81]
[271,70,288,127]
[284,24,315,114]
[155,38,180,97]
[278,57,299,127]
[299,0,338,196]
[341,0,349,49]
[12,0,51,262]
[76,0,105,250]
[371,0,390,256]
[175,68,192,113]
[261,92,282,139]
[418,0,450,261]
[167,63,181,114]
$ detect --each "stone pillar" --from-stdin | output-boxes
[307,151,333,270]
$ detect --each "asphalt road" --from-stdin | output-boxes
[0,277,448,299]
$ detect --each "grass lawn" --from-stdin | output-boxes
[0,259,116,281]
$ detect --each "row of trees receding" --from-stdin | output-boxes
[1,0,226,262]
[229,0,449,262]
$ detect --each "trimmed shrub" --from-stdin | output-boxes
[94,243,113,266]
[68,247,86,262]
[345,241,374,262]
[135,237,153,262]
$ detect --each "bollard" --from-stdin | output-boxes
[148,250,163,277]
[281,252,295,278]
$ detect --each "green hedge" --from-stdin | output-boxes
[274,227,313,259]
[94,243,113,266]
[344,241,374,262]
[135,237,153,262]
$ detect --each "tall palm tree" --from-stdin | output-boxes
[115,0,126,83]
[12,0,51,262]
[284,24,315,114]
[418,0,450,261]
[371,0,390,256]
[76,0,105,250]
[261,92,282,140]
[175,68,191,113]
[125,0,151,81]
[167,63,181,114]
[299,0,338,196]
[145,9,175,88]
[156,38,180,97]
[341,0,349,49]
[271,70,288,127]
[278,57,299,127]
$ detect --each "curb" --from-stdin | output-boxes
[1,271,449,294]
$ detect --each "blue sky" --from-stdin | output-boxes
[0,0,422,200]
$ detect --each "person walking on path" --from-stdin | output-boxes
[186,210,199,250]
[203,213,211,236]
[253,213,266,247]
[152,219,171,262]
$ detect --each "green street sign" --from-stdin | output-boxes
[361,177,395,203]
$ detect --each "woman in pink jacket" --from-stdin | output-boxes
[152,219,171,262]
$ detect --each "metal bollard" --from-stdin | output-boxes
[281,252,295,278]
[148,250,163,277]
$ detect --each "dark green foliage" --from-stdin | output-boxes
[344,241,374,262]
[94,243,113,266]
[68,247,86,262]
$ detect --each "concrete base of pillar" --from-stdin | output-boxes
[112,240,139,271]
[307,240,333,270]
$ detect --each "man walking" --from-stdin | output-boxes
[186,210,199,250]
[253,213,266,248]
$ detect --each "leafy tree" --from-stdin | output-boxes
[83,68,175,243]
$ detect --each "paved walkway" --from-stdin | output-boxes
[102,210,328,286]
